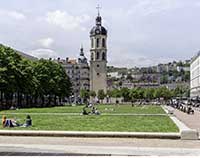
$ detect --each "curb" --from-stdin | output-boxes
[0,130,180,139]
[162,105,199,140]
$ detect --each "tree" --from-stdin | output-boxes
[120,87,130,102]
[173,85,189,98]
[160,75,168,84]
[0,44,72,109]
[106,90,112,103]
[144,88,155,101]
[80,89,89,104]
[90,90,96,98]
[129,88,139,102]
[97,89,105,103]
[89,90,96,103]
[126,74,133,81]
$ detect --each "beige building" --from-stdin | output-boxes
[90,12,107,94]
[55,47,90,103]
[190,52,200,98]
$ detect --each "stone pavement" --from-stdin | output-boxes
[172,107,200,132]
[0,136,200,156]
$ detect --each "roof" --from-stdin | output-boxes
[90,15,107,36]
[68,59,77,64]
[191,50,200,64]
[0,43,37,60]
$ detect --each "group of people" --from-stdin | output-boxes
[2,115,32,128]
[82,103,101,115]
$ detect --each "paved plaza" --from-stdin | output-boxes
[0,136,200,156]
[172,107,200,132]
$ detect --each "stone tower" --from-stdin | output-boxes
[90,9,107,94]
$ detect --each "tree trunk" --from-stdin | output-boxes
[54,95,57,106]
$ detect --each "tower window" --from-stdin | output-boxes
[96,52,100,60]
[91,38,94,48]
[97,64,100,68]
[91,53,94,60]
[97,73,100,76]
[102,52,106,60]
[96,38,99,48]
[102,38,105,47]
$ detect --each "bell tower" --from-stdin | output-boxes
[90,5,107,94]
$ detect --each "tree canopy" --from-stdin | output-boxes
[0,44,72,109]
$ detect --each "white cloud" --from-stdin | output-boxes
[29,48,58,59]
[127,0,182,16]
[45,10,90,31]
[38,38,54,48]
[0,10,26,20]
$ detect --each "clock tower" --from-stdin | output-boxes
[90,7,107,95]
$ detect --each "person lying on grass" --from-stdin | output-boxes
[2,115,20,128]
[2,115,32,128]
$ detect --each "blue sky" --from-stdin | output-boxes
[0,0,200,67]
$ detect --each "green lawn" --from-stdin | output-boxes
[0,114,178,132]
[0,104,165,114]
[0,105,179,132]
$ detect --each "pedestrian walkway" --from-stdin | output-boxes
[172,107,200,132]
[0,136,200,156]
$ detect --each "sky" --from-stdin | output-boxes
[0,0,200,67]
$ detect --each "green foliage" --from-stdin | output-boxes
[80,89,89,103]
[97,89,105,102]
[160,74,168,84]
[120,87,130,101]
[111,89,121,98]
[0,44,72,109]
[89,91,96,98]
[173,85,189,98]
[144,88,155,100]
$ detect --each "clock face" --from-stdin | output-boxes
[96,30,100,34]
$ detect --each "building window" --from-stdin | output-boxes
[96,52,100,60]
[97,64,100,68]
[102,38,105,47]
[102,52,106,60]
[97,73,100,76]
[96,38,99,48]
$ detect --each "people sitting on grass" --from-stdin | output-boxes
[91,107,100,115]
[21,115,32,127]
[81,104,101,115]
[2,115,32,128]
[82,107,89,115]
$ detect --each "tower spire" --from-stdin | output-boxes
[96,4,101,16]
[80,44,84,56]
[95,4,102,26]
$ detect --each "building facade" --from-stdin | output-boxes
[90,12,108,94]
[190,52,200,98]
[56,47,90,103]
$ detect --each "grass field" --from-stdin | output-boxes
[0,104,165,114]
[0,105,179,132]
